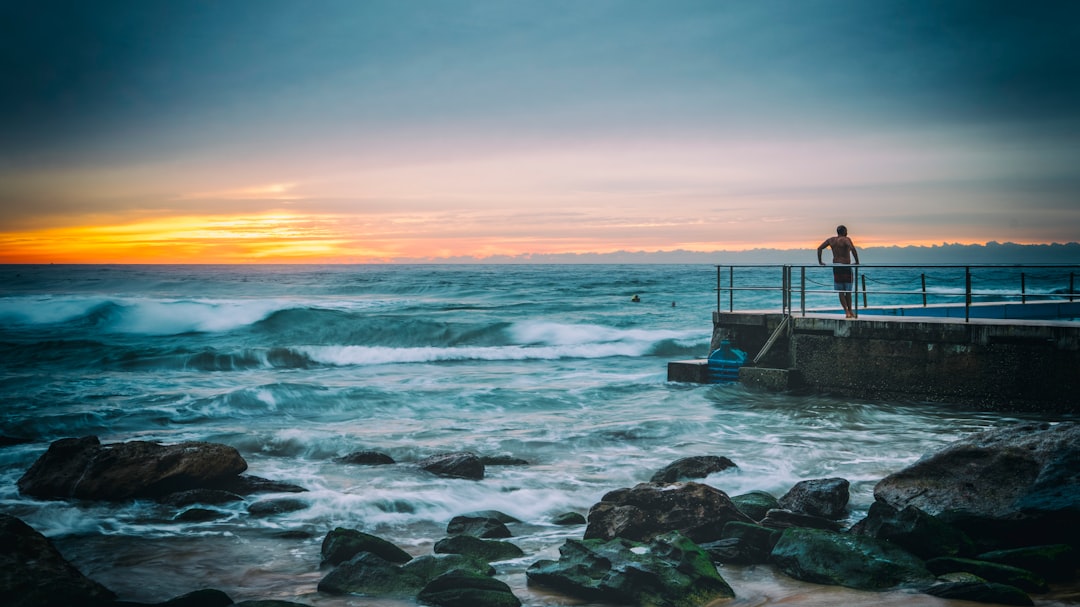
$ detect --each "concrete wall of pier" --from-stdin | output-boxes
[710,312,1079,412]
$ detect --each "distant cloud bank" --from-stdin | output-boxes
[395,242,1080,265]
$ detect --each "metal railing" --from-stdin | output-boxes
[716,264,1079,322]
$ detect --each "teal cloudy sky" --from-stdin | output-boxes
[2,0,1078,262]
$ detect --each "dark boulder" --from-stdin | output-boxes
[923,575,1034,606]
[246,497,308,517]
[700,521,781,564]
[113,588,234,607]
[551,512,586,526]
[769,527,935,591]
[321,527,412,567]
[318,552,418,597]
[334,450,395,465]
[17,436,248,501]
[925,557,1049,593]
[0,514,116,607]
[447,514,511,539]
[526,531,735,607]
[479,455,529,466]
[584,482,754,543]
[730,490,780,522]
[158,488,244,507]
[209,474,306,496]
[874,422,1080,548]
[319,552,491,597]
[851,501,975,559]
[418,452,484,480]
[417,569,521,607]
[778,477,849,520]
[977,544,1077,583]
[174,507,228,522]
[759,508,844,532]
[459,510,521,524]
[433,535,524,562]
[649,455,737,484]
[0,435,33,447]
[231,596,311,600]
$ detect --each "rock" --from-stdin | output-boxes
[123,588,234,607]
[158,488,244,507]
[479,455,529,466]
[460,510,521,524]
[977,544,1077,582]
[583,482,754,543]
[0,435,33,447]
[730,490,780,522]
[433,535,524,562]
[174,508,228,522]
[874,422,1080,548]
[851,501,975,559]
[649,455,737,484]
[526,531,735,606]
[247,498,308,517]
[418,452,484,480]
[417,569,521,607]
[778,477,849,520]
[231,596,311,600]
[399,554,494,583]
[17,436,248,501]
[447,515,512,539]
[759,508,844,532]
[925,557,1049,593]
[0,513,117,607]
[319,552,491,597]
[922,578,1034,606]
[551,512,587,526]
[700,521,781,564]
[334,450,395,465]
[210,474,307,496]
[318,552,419,596]
[321,527,413,567]
[769,527,935,591]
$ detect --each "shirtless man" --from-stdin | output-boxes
[817,225,860,318]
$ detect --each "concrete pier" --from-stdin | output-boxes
[668,311,1079,412]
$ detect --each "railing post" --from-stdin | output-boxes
[965,266,971,322]
[861,273,867,308]
[1072,272,1076,303]
[716,266,721,315]
[782,265,790,314]
[1021,272,1027,304]
[800,266,806,316]
[921,273,927,307]
[729,266,734,312]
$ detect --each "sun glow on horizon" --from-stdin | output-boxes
[0,209,1065,265]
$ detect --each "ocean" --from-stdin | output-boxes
[0,263,1075,606]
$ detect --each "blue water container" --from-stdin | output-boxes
[707,339,747,383]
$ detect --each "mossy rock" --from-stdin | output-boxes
[926,557,1049,593]
[434,535,524,562]
[417,569,521,607]
[770,527,934,591]
[321,527,412,567]
[527,531,734,606]
[731,490,780,522]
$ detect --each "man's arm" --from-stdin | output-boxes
[817,240,828,265]
[851,243,860,264]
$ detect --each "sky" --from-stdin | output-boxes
[1,0,1079,263]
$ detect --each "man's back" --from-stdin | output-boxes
[826,236,855,264]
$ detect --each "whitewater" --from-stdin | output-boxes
[0,264,1074,606]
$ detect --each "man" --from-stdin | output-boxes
[817,225,860,318]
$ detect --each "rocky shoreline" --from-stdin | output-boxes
[3,422,1078,607]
